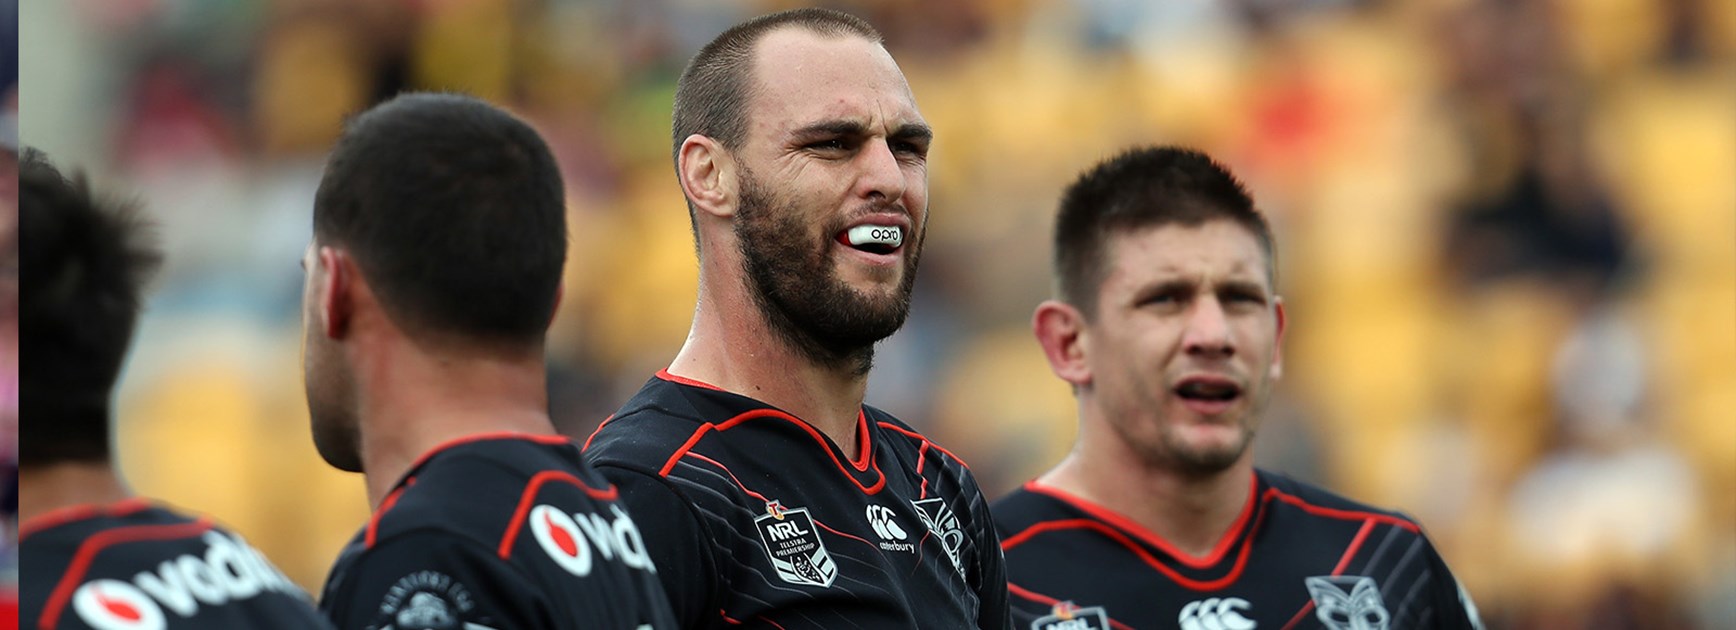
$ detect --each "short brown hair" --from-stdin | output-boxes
[1053,146,1276,319]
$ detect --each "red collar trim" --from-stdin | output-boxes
[19,497,154,541]
[655,369,876,472]
[1023,471,1258,569]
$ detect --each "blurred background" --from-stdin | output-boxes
[15,0,1735,627]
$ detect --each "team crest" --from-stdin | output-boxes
[1030,601,1109,630]
[911,497,966,575]
[373,570,499,630]
[1305,575,1390,630]
[753,501,837,588]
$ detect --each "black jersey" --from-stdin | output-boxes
[20,498,329,630]
[993,470,1482,630]
[583,371,1012,630]
[319,433,676,630]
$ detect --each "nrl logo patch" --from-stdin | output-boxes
[753,500,837,588]
[912,497,966,576]
[1030,601,1110,630]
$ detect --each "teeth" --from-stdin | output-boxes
[846,225,903,249]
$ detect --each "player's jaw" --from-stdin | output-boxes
[1152,370,1258,475]
[734,172,920,372]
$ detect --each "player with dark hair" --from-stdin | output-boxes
[995,146,1482,629]
[18,149,330,629]
[303,93,674,629]
[582,8,1011,630]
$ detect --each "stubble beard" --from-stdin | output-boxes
[304,335,363,472]
[733,168,922,377]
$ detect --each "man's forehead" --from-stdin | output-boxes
[746,28,920,125]
[1106,222,1273,285]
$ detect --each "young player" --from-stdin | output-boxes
[995,146,1482,630]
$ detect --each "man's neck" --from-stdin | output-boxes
[669,286,869,455]
[353,341,558,509]
[1039,440,1253,559]
[18,462,133,529]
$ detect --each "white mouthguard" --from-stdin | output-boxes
[846,225,903,248]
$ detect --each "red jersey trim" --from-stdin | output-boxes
[876,422,971,470]
[581,413,615,451]
[1007,477,1422,593]
[404,432,576,478]
[497,470,621,559]
[656,408,887,495]
[1007,582,1137,630]
[1281,519,1380,630]
[1267,488,1420,533]
[19,497,154,542]
[1022,473,1257,569]
[39,517,215,630]
[366,478,415,549]
[656,368,724,392]
[364,432,588,549]
[655,370,878,471]
[1002,518,1257,591]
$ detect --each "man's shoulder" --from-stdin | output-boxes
[1256,468,1419,527]
[23,502,324,630]
[21,501,215,573]
[988,484,1063,536]
[583,374,755,470]
[369,435,620,550]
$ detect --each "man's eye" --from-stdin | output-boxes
[807,138,847,151]
[892,141,926,156]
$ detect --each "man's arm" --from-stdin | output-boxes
[967,488,1014,630]
[595,465,720,630]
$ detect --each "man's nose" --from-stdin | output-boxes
[855,139,907,202]
[1182,296,1234,359]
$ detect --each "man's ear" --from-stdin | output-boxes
[677,134,737,219]
[1033,300,1092,388]
[316,247,354,340]
[1269,297,1287,381]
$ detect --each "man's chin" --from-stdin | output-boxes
[1165,428,1252,475]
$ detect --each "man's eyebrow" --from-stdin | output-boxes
[891,122,933,143]
[791,120,868,140]
[1217,278,1272,297]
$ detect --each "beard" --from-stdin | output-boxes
[733,167,923,376]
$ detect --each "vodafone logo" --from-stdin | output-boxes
[528,504,655,577]
[73,580,166,630]
[70,531,300,629]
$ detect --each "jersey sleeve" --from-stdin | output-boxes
[320,530,552,630]
[1423,539,1485,630]
[593,464,718,630]
[966,483,1014,630]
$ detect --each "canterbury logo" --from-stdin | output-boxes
[1179,597,1255,630]
[864,505,907,541]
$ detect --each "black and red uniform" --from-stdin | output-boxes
[583,371,1012,630]
[994,470,1482,630]
[318,433,675,630]
[21,498,329,630]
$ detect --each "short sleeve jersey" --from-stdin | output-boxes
[993,470,1483,630]
[583,371,1013,630]
[318,433,676,630]
[20,499,329,630]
